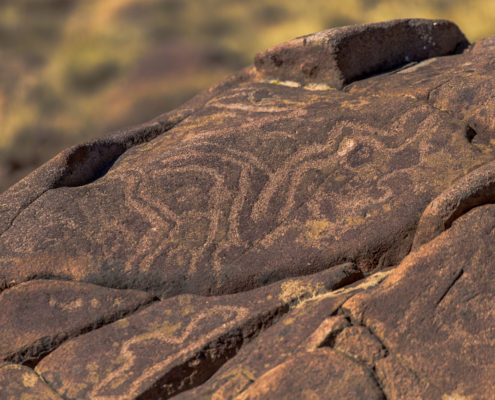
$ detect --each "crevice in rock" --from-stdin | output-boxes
[0,188,50,241]
[137,303,293,400]
[426,79,452,103]
[6,296,159,369]
[136,271,367,399]
[340,307,387,345]
[435,267,464,307]
[334,351,389,400]
[369,366,389,400]
[337,305,447,398]
[320,317,390,400]
[444,195,495,231]
[332,312,390,399]
[167,270,392,399]
[341,61,422,92]
[327,307,390,359]
[1,274,138,296]
[0,113,192,241]
[316,326,346,349]
[38,372,66,400]
[465,125,478,142]
[412,159,495,249]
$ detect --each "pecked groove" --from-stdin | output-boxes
[0,278,158,367]
[34,264,364,399]
[0,115,186,239]
[0,65,257,238]
[16,297,159,369]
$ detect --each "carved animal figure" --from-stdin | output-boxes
[1,19,495,399]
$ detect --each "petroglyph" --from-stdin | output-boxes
[2,19,495,399]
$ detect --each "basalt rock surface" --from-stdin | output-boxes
[1,18,495,399]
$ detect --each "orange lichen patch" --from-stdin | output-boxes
[0,363,62,399]
[304,219,330,241]
[21,371,38,388]
[382,204,392,212]
[345,214,366,227]
[0,280,153,365]
[340,97,372,110]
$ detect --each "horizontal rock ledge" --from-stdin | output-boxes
[255,18,469,89]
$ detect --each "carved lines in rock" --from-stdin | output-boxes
[89,304,249,399]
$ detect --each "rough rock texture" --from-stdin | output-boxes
[0,363,62,400]
[1,18,495,399]
[35,264,358,399]
[255,19,468,89]
[343,203,495,400]
[0,279,154,365]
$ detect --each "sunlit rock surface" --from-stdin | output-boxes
[1,19,495,399]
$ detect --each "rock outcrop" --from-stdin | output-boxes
[1,18,495,399]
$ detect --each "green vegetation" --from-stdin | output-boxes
[1,0,494,191]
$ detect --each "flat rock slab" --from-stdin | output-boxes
[35,264,359,399]
[0,363,62,400]
[0,279,154,365]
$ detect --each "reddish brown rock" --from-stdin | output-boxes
[412,160,495,249]
[0,363,62,400]
[333,325,387,368]
[35,264,359,399]
[0,20,492,300]
[374,355,442,400]
[174,271,390,399]
[0,279,154,364]
[342,203,495,399]
[255,19,467,89]
[234,348,384,400]
[304,315,350,350]
[1,18,495,400]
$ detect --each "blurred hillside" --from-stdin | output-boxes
[1,0,495,192]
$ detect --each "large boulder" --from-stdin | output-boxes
[1,18,495,399]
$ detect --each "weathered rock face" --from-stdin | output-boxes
[255,19,468,89]
[1,18,495,399]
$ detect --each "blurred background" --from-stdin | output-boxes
[1,0,495,193]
